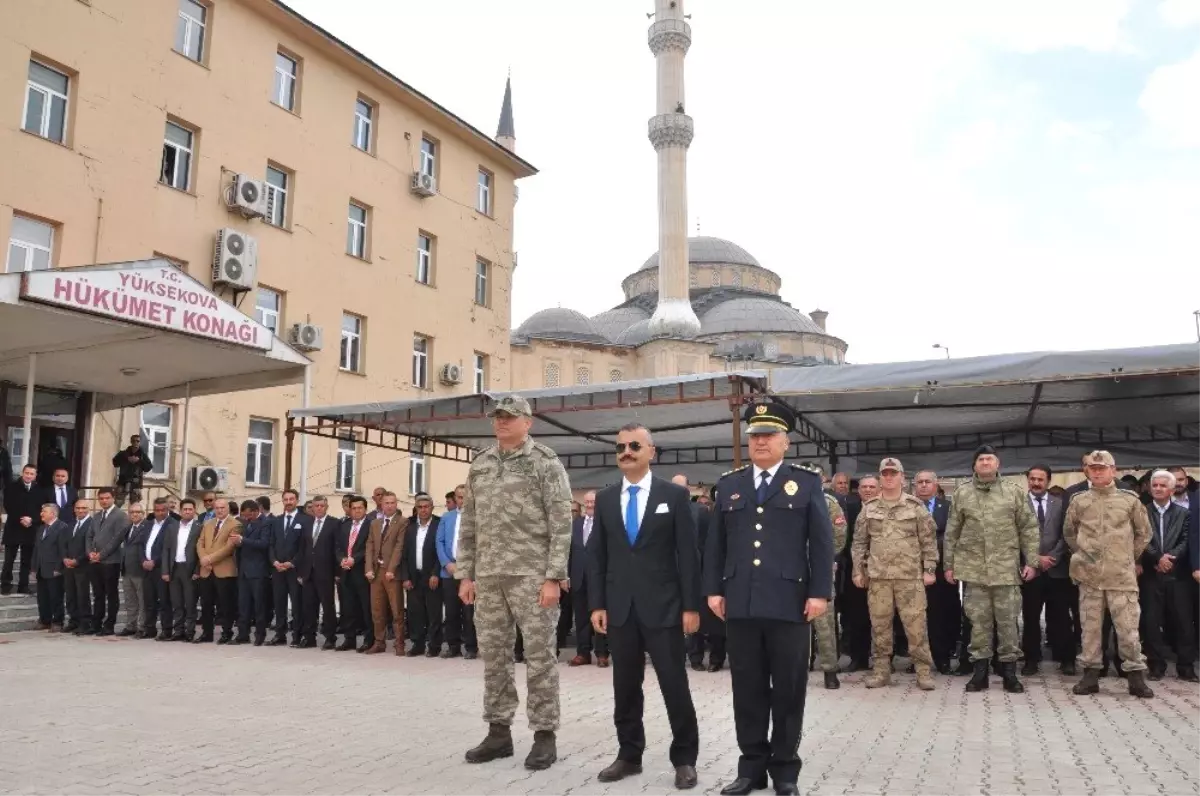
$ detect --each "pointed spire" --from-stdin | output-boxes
[495,74,516,152]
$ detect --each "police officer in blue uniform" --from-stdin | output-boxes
[705,399,834,796]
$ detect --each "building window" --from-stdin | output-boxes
[474,259,489,306]
[476,169,492,214]
[544,362,560,388]
[408,456,426,495]
[273,51,298,111]
[352,98,374,152]
[763,341,780,359]
[265,165,289,227]
[732,269,743,288]
[245,419,274,487]
[160,121,194,191]
[416,233,433,284]
[23,61,69,144]
[6,215,54,273]
[6,427,25,466]
[347,202,368,258]
[140,404,172,477]
[420,137,437,177]
[174,0,207,62]
[473,354,487,393]
[412,335,429,388]
[689,270,698,288]
[335,434,357,491]
[340,313,362,372]
[255,287,281,335]
[609,368,623,383]
[711,269,721,287]
[576,367,591,386]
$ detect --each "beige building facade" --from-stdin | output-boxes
[1,0,534,505]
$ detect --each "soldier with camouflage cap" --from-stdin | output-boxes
[945,445,1040,694]
[1064,450,1155,698]
[813,477,847,689]
[850,458,939,690]
[456,394,574,770]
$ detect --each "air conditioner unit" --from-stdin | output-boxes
[212,228,258,290]
[228,174,268,218]
[288,322,324,351]
[189,465,230,493]
[440,363,462,385]
[410,171,437,197]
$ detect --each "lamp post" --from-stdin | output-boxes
[1193,310,1199,342]
[932,343,950,360]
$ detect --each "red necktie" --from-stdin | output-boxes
[347,521,360,556]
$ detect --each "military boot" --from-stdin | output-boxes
[864,661,891,688]
[823,672,840,690]
[524,730,557,770]
[465,723,514,763]
[1000,662,1025,694]
[1126,670,1154,699]
[965,659,989,692]
[1072,668,1101,695]
[915,664,936,691]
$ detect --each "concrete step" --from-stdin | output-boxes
[0,616,42,633]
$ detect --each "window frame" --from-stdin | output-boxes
[412,335,430,389]
[544,362,560,388]
[347,201,368,259]
[6,215,55,274]
[408,456,426,496]
[474,258,490,307]
[23,60,70,144]
[335,433,357,492]
[174,0,208,63]
[476,168,492,215]
[416,232,434,285]
[473,353,486,393]
[273,50,299,112]
[264,164,290,228]
[339,312,363,373]
[160,120,195,192]
[352,97,374,153]
[255,286,282,335]
[139,404,172,478]
[245,418,275,488]
[420,136,437,178]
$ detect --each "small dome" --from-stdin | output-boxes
[591,306,651,342]
[614,318,655,347]
[639,236,761,272]
[699,297,825,336]
[515,308,608,344]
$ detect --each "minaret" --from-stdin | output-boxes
[495,74,516,152]
[646,0,701,338]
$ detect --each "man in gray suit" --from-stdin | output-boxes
[32,503,69,630]
[86,486,129,636]
[1021,465,1073,675]
[63,498,95,635]
[161,497,203,642]
[119,504,150,637]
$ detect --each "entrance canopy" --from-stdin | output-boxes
[0,259,310,410]
[770,343,1199,475]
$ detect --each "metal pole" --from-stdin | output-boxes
[298,364,311,501]
[179,382,191,494]
[730,377,743,469]
[21,354,36,469]
[284,415,295,492]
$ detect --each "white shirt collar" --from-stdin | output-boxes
[1155,502,1171,513]
[622,470,653,494]
[752,462,783,482]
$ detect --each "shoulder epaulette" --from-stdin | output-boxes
[720,464,750,478]
[789,462,822,476]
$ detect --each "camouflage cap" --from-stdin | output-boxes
[879,457,904,473]
[1083,450,1115,467]
[487,394,532,418]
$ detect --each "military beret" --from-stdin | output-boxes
[972,444,998,463]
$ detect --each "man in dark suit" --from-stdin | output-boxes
[2,464,44,595]
[269,489,313,647]
[86,486,128,635]
[566,490,608,667]
[140,498,176,639]
[1141,470,1197,682]
[48,468,76,515]
[436,483,477,659]
[233,499,272,645]
[1021,465,1073,675]
[118,503,151,637]
[838,478,870,670]
[674,476,722,673]
[913,470,957,674]
[161,497,204,641]
[298,495,340,650]
[63,498,94,635]
[336,495,372,651]
[705,401,834,796]
[403,494,443,657]
[31,502,68,630]
[588,422,700,791]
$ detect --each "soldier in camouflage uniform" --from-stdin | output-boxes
[456,395,574,770]
[944,445,1040,694]
[813,491,847,689]
[1063,450,1154,698]
[850,458,939,690]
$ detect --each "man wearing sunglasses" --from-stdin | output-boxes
[704,399,834,796]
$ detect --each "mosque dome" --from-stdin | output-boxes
[613,318,655,347]
[513,307,608,344]
[591,305,651,342]
[699,297,825,337]
[638,236,761,272]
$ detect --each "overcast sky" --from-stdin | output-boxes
[287,0,1200,364]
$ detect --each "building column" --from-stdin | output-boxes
[20,354,36,469]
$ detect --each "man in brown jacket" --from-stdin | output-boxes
[364,491,406,655]
[1063,450,1154,698]
[194,498,242,644]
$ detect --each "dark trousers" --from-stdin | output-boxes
[1,541,33,592]
[168,565,198,637]
[343,569,373,645]
[574,586,608,657]
[727,618,810,784]
[607,607,698,767]
[144,566,169,632]
[67,565,93,629]
[198,575,236,637]
[238,576,270,641]
[687,632,725,666]
[36,575,64,625]
[407,578,444,651]
[272,570,302,640]
[1067,580,1082,650]
[556,588,572,651]
[841,581,871,663]
[1140,574,1197,668]
[90,562,121,629]
[926,575,960,665]
[1021,576,1073,664]
[442,577,476,652]
[311,574,338,642]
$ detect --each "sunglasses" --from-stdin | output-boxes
[614,441,647,454]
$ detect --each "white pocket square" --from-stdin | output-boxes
[655,503,670,514]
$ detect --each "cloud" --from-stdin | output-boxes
[1159,0,1200,26]
[1139,49,1200,147]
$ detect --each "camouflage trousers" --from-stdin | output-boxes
[867,579,932,667]
[813,594,839,672]
[963,583,1020,662]
[475,575,561,731]
[1079,584,1146,672]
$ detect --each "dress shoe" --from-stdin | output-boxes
[336,639,356,651]
[356,642,372,653]
[253,638,264,647]
[48,624,62,633]
[170,633,186,642]
[136,630,154,640]
[192,634,213,644]
[288,639,300,648]
[363,642,386,655]
[1178,665,1199,683]
[217,634,233,645]
[426,647,440,657]
[231,637,248,645]
[117,627,137,637]
[823,672,840,689]
[675,764,698,789]
[463,649,478,660]
[690,660,706,672]
[407,647,426,657]
[441,646,462,658]
[268,635,288,647]
[596,656,609,668]
[321,639,336,651]
[570,654,592,667]
[935,660,952,675]
[598,759,643,782]
[97,628,114,637]
[1147,668,1163,682]
[299,638,317,649]
[155,633,171,642]
[1060,661,1077,676]
[774,783,800,795]
[720,775,768,795]
[1021,661,1039,676]
[708,662,725,672]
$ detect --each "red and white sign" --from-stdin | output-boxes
[21,263,271,351]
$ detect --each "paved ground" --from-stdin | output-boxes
[1,631,1197,795]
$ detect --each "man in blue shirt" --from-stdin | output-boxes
[437,483,477,658]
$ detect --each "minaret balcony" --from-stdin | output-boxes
[648,113,694,150]
[648,18,692,55]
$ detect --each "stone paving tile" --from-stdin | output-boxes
[1,631,1197,795]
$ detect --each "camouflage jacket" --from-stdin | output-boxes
[455,435,573,581]
[944,476,1040,585]
[825,494,847,554]
[1063,484,1150,592]
[851,493,938,580]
